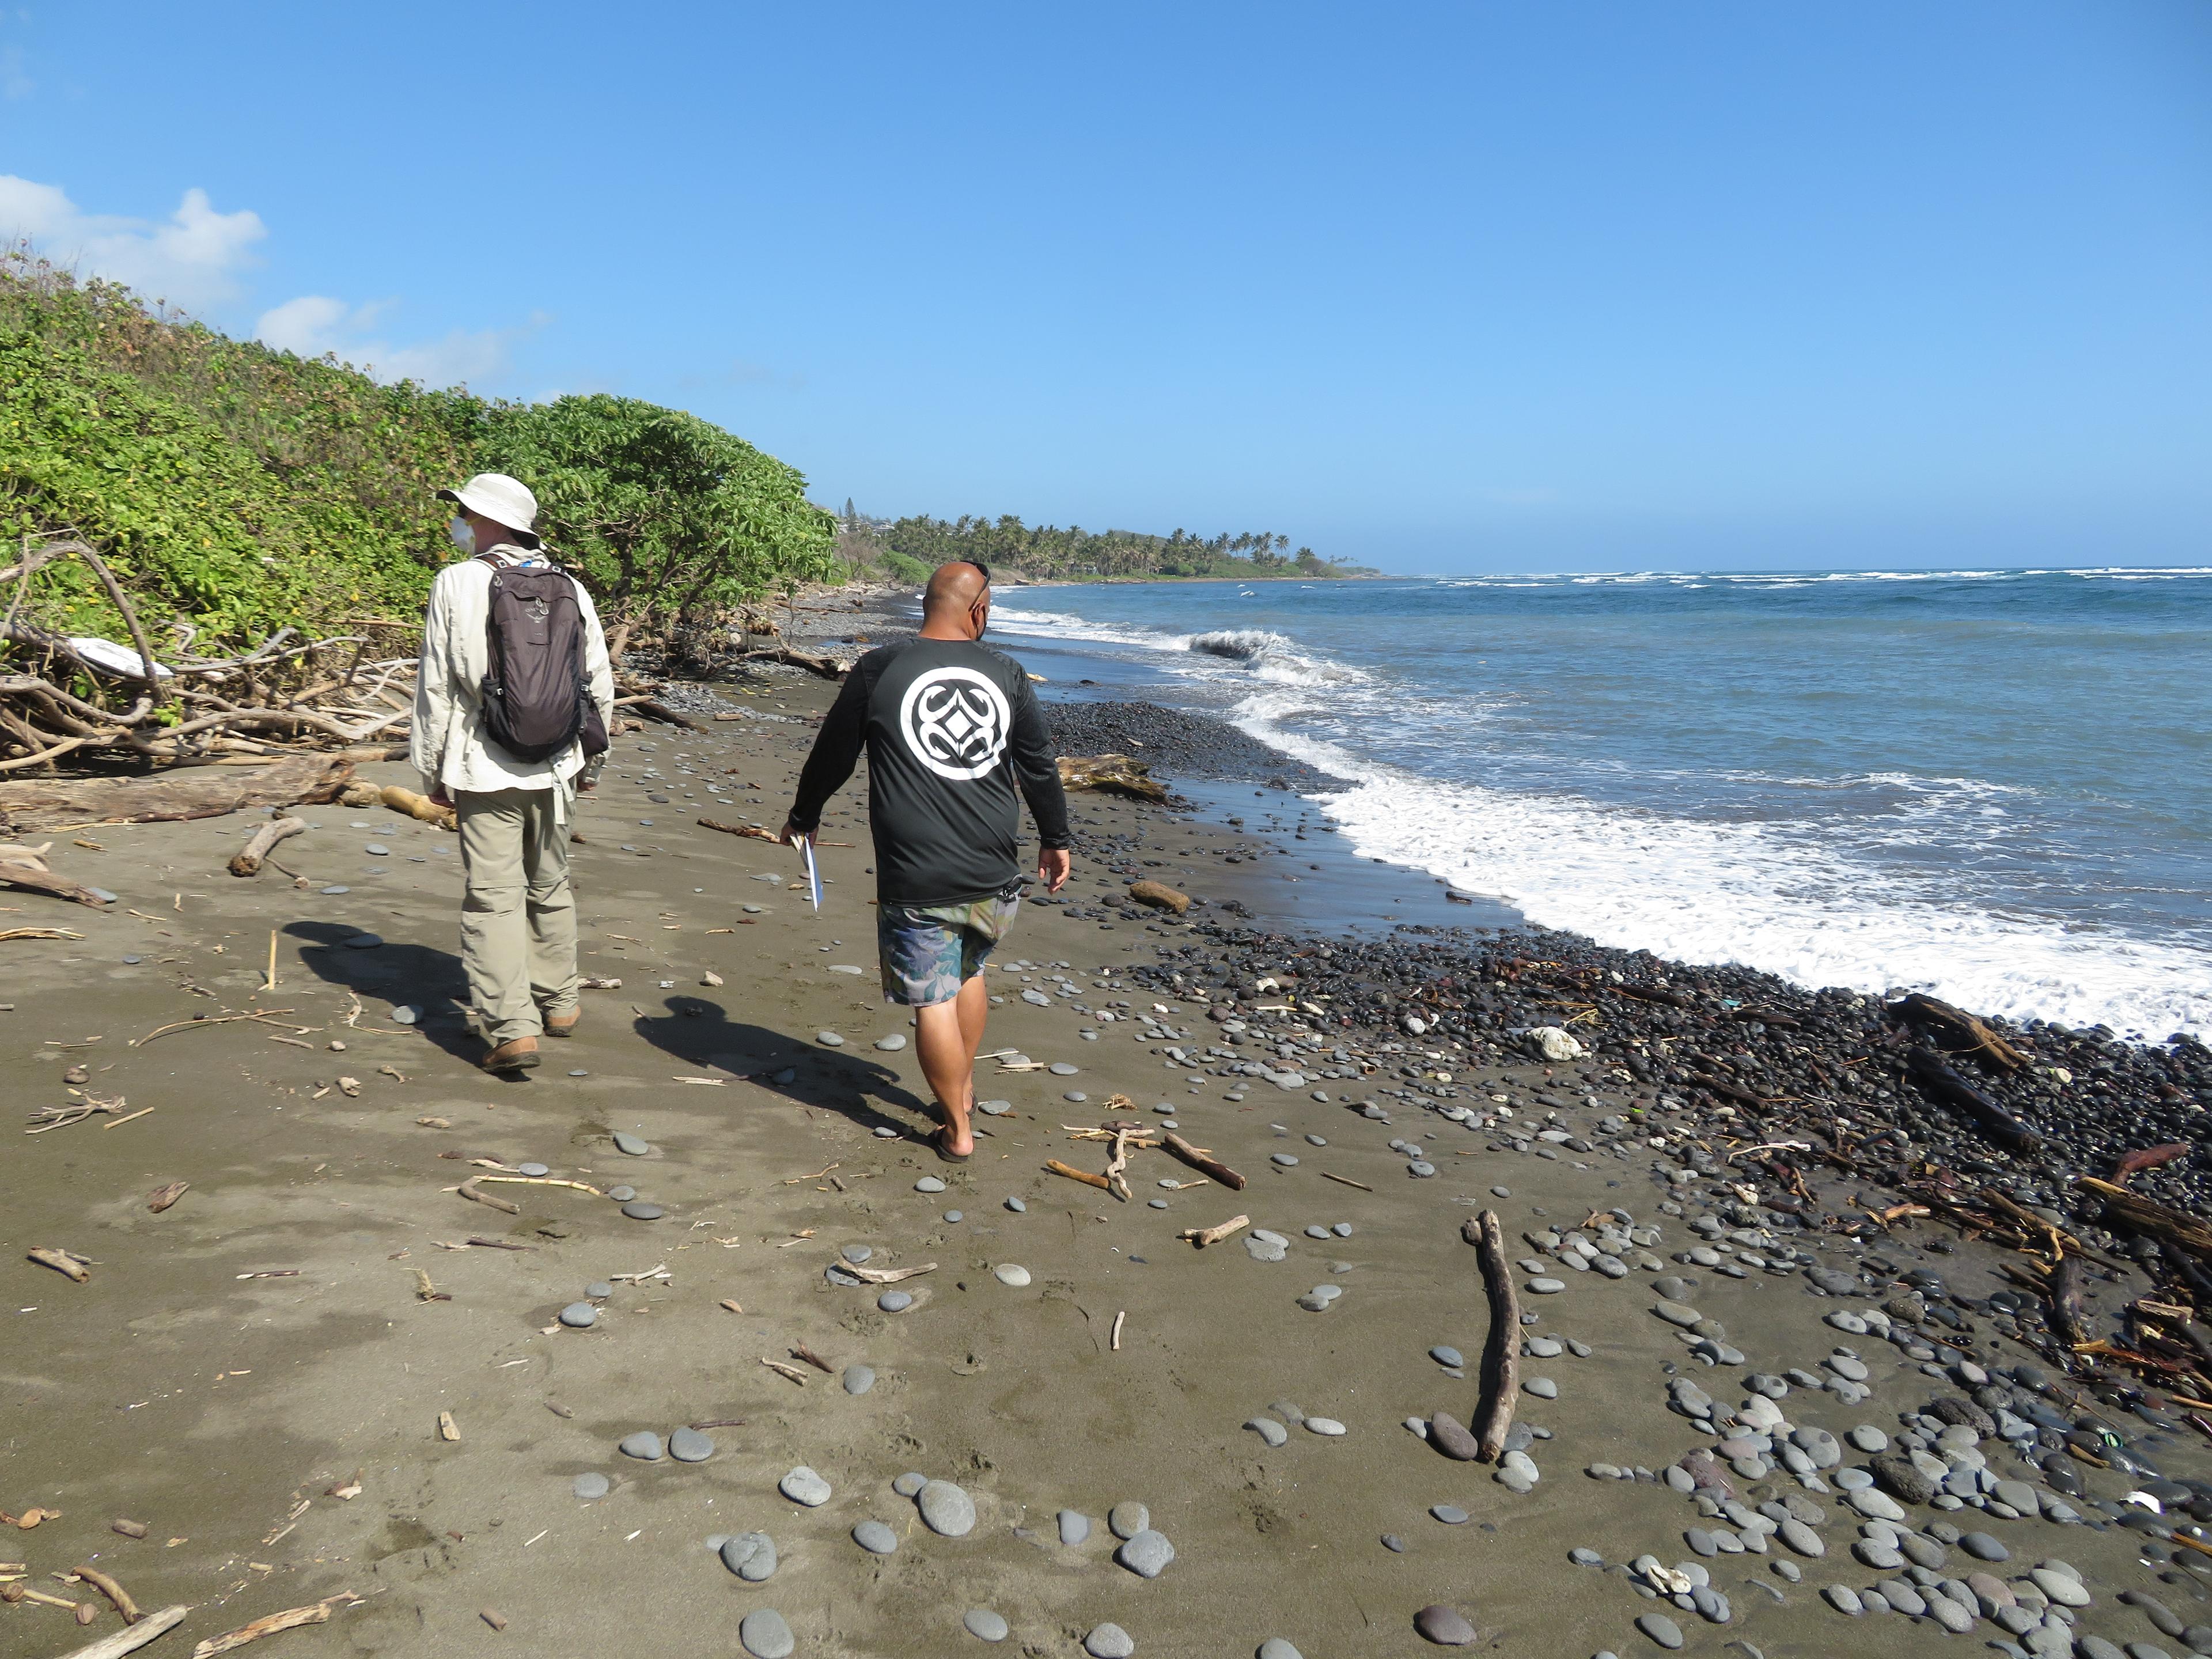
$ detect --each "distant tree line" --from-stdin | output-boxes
[847,509,1369,582]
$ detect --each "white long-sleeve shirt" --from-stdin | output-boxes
[410,546,616,796]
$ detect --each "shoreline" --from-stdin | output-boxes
[1,637,2207,1657]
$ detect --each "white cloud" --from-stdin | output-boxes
[254,294,536,389]
[0,175,266,310]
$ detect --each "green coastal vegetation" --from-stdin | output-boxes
[0,251,1361,664]
[843,506,1372,585]
[0,252,838,652]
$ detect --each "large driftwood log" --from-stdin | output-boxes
[1889,992,2027,1071]
[616,695,707,732]
[2078,1176,2212,1260]
[228,817,305,877]
[737,647,846,680]
[1058,753,1167,802]
[1905,1048,2040,1153]
[1463,1210,1521,1462]
[0,755,354,832]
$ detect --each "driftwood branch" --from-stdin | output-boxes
[1177,1214,1249,1248]
[1057,753,1167,802]
[1463,1209,1520,1462]
[1889,992,2027,1070]
[1905,1048,2040,1153]
[737,646,846,680]
[1160,1131,1244,1191]
[51,1603,191,1659]
[228,817,304,877]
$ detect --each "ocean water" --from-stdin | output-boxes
[987,570,2212,1040]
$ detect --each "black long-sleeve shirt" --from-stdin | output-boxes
[789,638,1071,906]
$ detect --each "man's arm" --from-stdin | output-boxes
[410,571,456,797]
[577,584,616,733]
[1005,672,1072,891]
[781,662,870,841]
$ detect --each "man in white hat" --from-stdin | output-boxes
[412,473,615,1073]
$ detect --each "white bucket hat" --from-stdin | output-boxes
[438,472,540,547]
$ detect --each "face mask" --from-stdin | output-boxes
[448,517,476,555]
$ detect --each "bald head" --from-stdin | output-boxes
[918,560,990,639]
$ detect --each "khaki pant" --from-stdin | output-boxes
[456,786,578,1043]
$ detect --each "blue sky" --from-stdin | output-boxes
[3,2,2207,573]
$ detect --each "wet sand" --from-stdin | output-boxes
[2,668,2206,1659]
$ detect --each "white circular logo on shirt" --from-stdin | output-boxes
[899,665,1012,781]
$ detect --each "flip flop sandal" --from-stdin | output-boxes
[932,1128,971,1164]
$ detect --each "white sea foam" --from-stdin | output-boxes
[1234,718,2211,1038]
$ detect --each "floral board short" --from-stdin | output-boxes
[876,891,1021,1007]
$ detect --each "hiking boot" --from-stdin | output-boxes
[482,1035,541,1073]
[544,1009,581,1038]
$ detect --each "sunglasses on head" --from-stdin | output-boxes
[964,559,990,585]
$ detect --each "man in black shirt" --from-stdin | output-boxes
[781,562,1072,1160]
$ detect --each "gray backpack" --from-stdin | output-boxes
[478,558,609,764]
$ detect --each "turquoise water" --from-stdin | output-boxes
[989,569,2212,1039]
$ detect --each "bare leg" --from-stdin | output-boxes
[914,973,990,1156]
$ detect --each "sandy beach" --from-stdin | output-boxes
[3,654,2209,1659]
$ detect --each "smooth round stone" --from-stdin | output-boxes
[843,1365,876,1396]
[518,1161,551,1177]
[2028,1567,2089,1608]
[586,1281,615,1300]
[1050,1062,1080,1076]
[1256,1643,1302,1659]
[613,1131,650,1156]
[1305,1416,1347,1436]
[977,1099,1013,1115]
[1117,1528,1175,1577]
[1246,1417,1289,1447]
[1005,1196,1026,1212]
[669,1426,714,1463]
[841,1243,874,1264]
[738,1609,794,1659]
[1414,1604,1477,1645]
[1959,1531,2008,1562]
[919,1479,978,1536]
[559,1302,597,1328]
[1305,1225,1332,1240]
[878,1289,913,1312]
[1058,1509,1091,1545]
[1636,1613,1685,1649]
[817,1031,845,1046]
[964,1609,1010,1642]
[721,1531,777,1581]
[1272,1153,1300,1166]
[364,843,390,856]
[1108,1502,1150,1539]
[1848,1426,1889,1453]
[320,885,350,895]
[853,1519,898,1554]
[619,1431,663,1460]
[343,933,382,949]
[872,1126,900,1138]
[1824,1584,1863,1615]
[1431,1505,1470,1524]
[779,1466,832,1506]
[1525,1377,1558,1399]
[1527,1277,1565,1294]
[944,1209,964,1222]
[993,1263,1032,1287]
[620,1200,665,1220]
[1149,1199,1169,1210]
[1084,1625,1134,1658]
[916,1176,947,1194]
[874,1034,908,1051]
[607,1185,637,1202]
[1331,1222,1353,1237]
[893,1472,927,1497]
[1431,1345,1465,1368]
[1779,1518,1824,1557]
[573,1472,609,1499]
[1408,1160,1436,1177]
